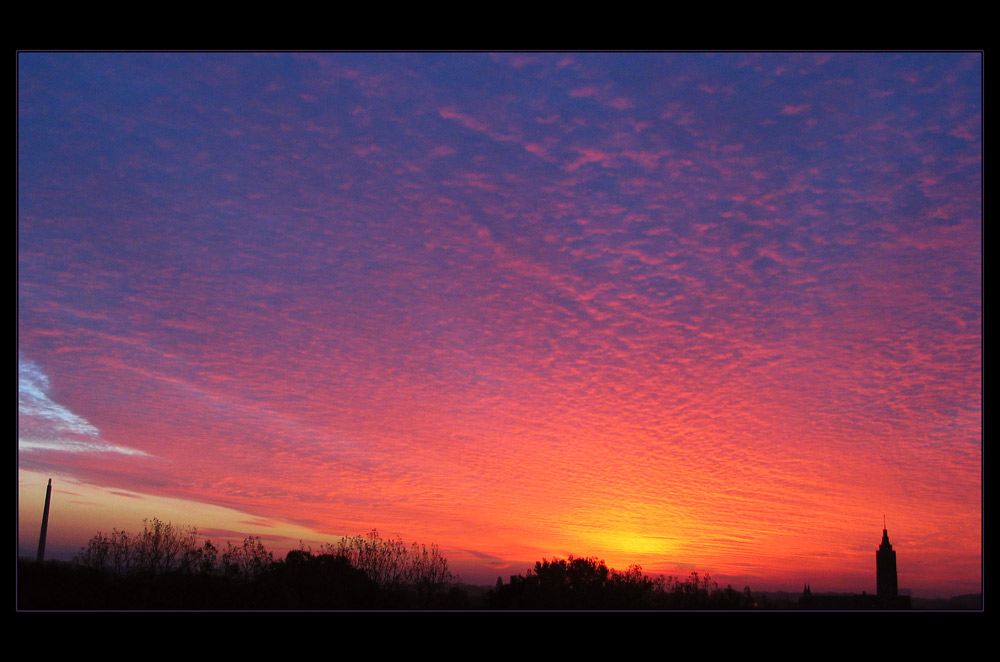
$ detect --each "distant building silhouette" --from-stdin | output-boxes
[875,522,910,609]
[876,524,898,601]
[798,523,910,609]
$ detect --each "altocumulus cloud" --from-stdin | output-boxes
[18,358,149,456]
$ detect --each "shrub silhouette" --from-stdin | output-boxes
[490,557,756,610]
[41,518,457,609]
[32,517,758,609]
[74,518,201,578]
[221,536,273,583]
[328,529,453,607]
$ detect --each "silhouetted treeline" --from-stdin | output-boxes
[18,519,459,610]
[18,518,761,610]
[487,556,755,610]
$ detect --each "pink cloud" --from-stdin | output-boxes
[780,104,811,115]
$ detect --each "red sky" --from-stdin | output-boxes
[18,53,981,597]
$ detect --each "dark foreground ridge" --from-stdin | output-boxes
[16,517,979,610]
[20,521,460,610]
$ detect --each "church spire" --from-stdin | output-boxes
[876,520,898,602]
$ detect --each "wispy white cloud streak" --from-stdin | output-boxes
[18,358,149,456]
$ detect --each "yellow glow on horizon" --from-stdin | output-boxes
[555,499,693,572]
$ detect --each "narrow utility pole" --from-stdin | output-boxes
[37,478,52,563]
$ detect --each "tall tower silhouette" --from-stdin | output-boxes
[876,521,898,601]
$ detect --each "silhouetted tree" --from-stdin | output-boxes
[75,518,200,578]
[134,518,198,575]
[407,539,453,606]
[330,529,453,607]
[490,558,755,610]
[491,555,634,609]
[184,539,219,576]
[221,536,273,583]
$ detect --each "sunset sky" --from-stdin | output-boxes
[18,52,981,598]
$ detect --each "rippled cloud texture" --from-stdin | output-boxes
[18,53,980,595]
